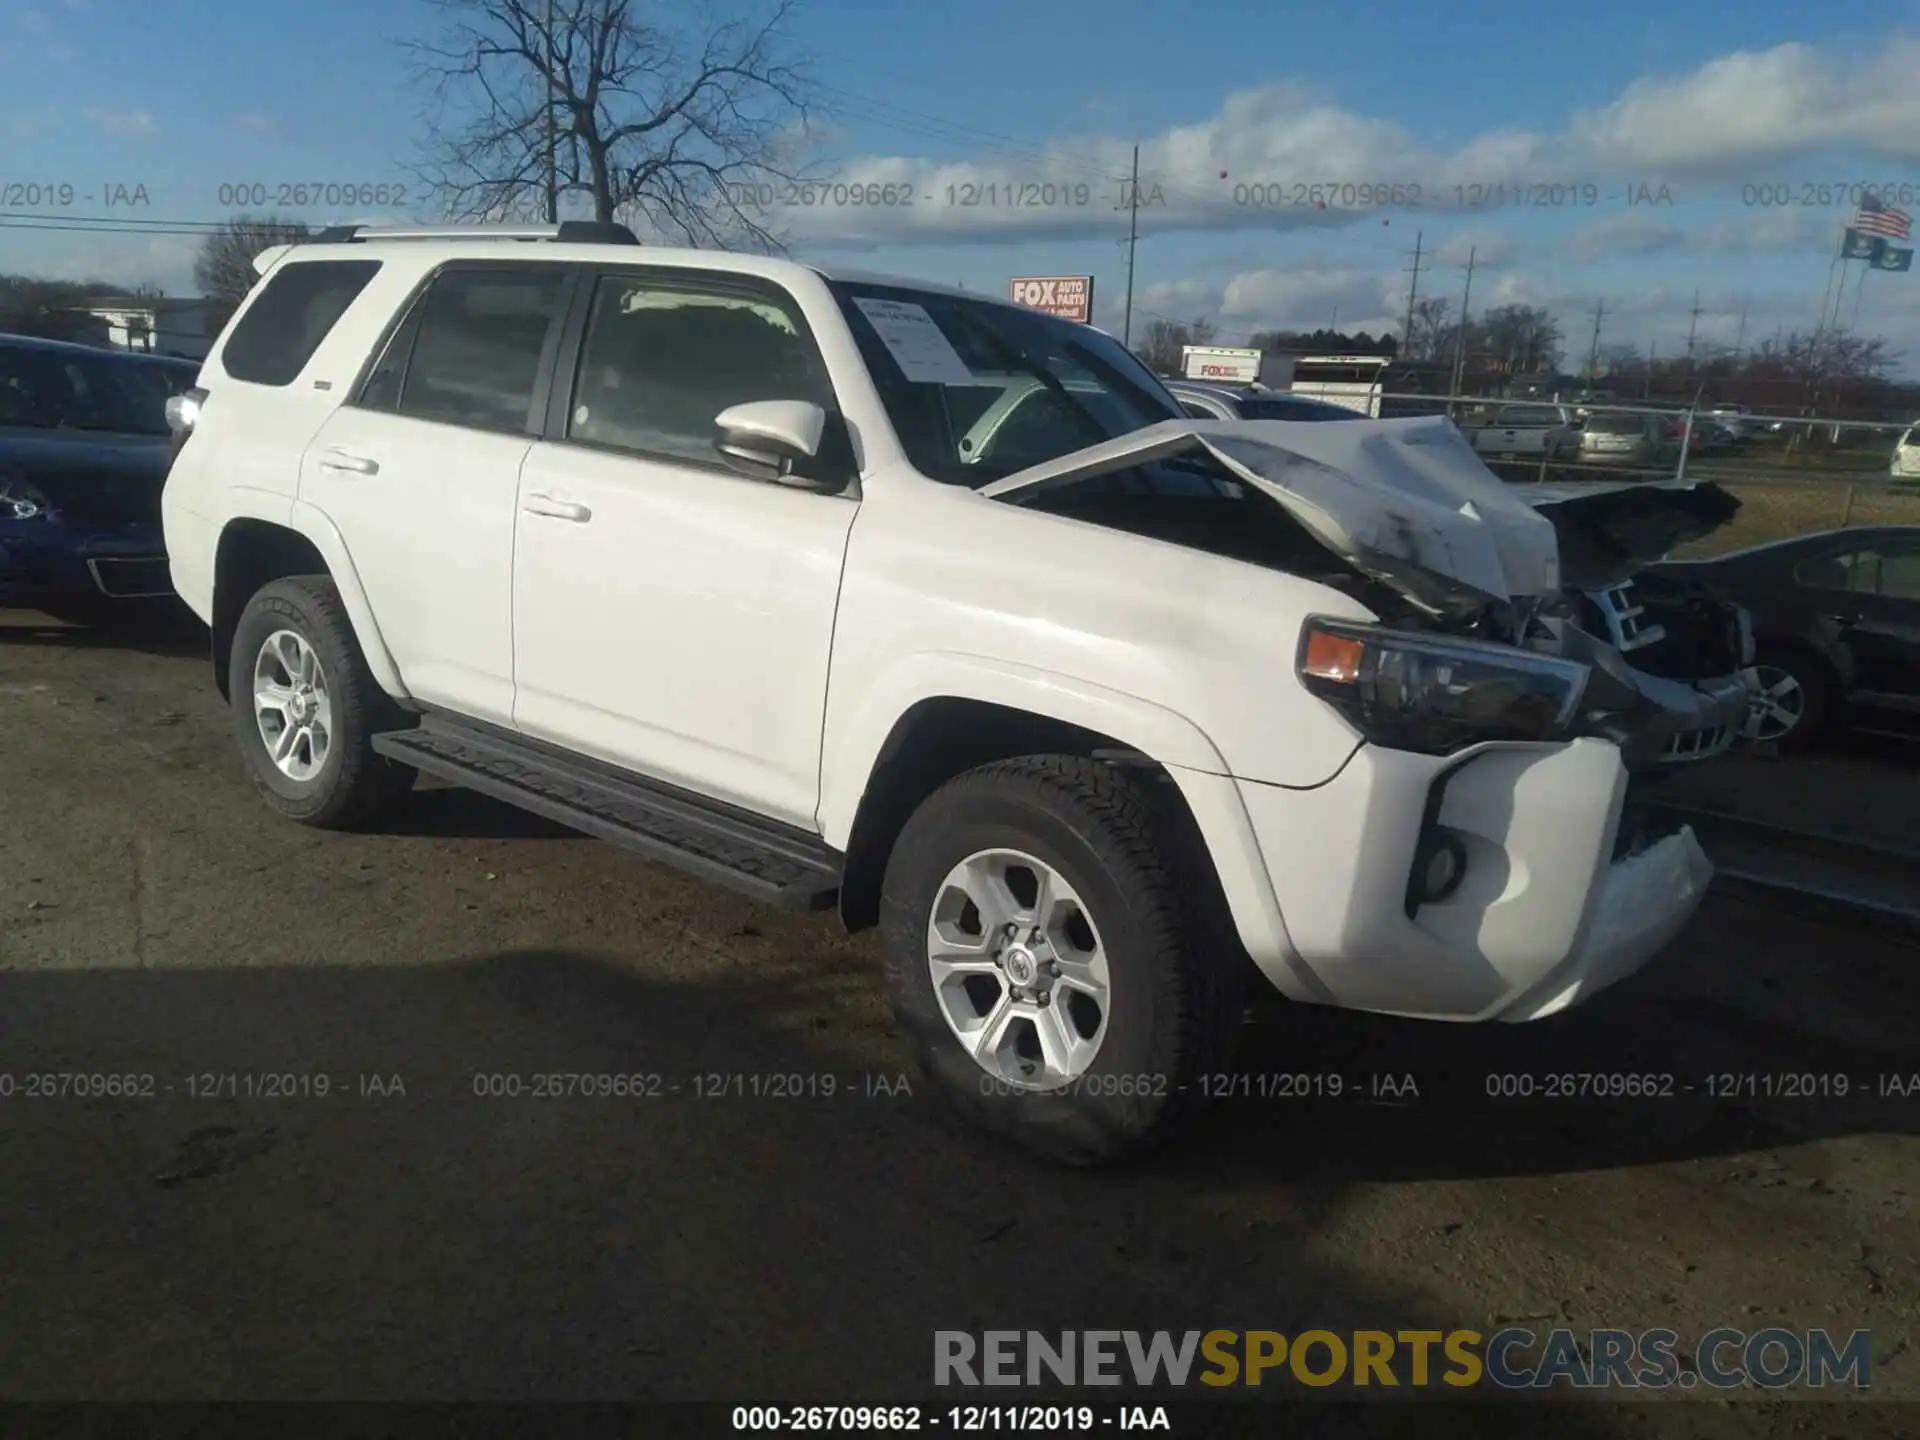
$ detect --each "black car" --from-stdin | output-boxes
[1164,381,1365,422]
[0,333,180,620]
[1647,525,1920,750]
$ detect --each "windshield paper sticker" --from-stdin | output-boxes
[851,298,975,385]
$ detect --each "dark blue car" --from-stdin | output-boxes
[0,334,188,620]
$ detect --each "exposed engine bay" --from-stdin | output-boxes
[979,416,1758,771]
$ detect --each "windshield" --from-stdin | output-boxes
[1237,397,1358,422]
[829,280,1183,486]
[0,344,173,435]
[1587,414,1651,435]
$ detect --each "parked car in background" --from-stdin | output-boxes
[1164,380,1363,422]
[1466,403,1582,462]
[1576,412,1676,468]
[0,332,178,621]
[1891,422,1920,479]
[1647,525,1920,750]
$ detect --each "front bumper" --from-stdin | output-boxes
[1227,736,1712,1021]
[0,525,172,604]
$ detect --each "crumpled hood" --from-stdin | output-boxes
[978,417,1740,616]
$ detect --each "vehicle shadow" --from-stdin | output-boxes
[0,949,1667,1431]
[0,603,208,660]
[1183,891,1920,1186]
[379,780,583,842]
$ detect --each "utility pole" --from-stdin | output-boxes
[543,0,559,223]
[1645,339,1656,399]
[1684,289,1703,365]
[1448,245,1476,402]
[1586,299,1605,381]
[1329,305,1338,335]
[1121,144,1140,348]
[1399,230,1425,351]
[1733,311,1747,367]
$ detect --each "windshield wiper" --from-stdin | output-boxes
[956,319,1110,450]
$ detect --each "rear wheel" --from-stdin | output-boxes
[879,756,1248,1166]
[1741,648,1830,753]
[228,576,415,828]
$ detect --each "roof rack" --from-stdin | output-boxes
[310,221,640,246]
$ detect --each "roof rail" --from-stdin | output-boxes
[310,221,640,245]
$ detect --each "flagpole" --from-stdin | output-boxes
[1849,264,1870,334]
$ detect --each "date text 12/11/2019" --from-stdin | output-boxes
[712,180,1166,211]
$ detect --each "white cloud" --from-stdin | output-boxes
[1568,40,1920,172]
[83,107,157,139]
[237,112,280,135]
[1566,207,1839,261]
[1434,228,1518,267]
[751,35,1920,252]
[13,230,201,294]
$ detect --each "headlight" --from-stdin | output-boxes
[1298,617,1590,754]
[164,390,203,434]
[0,476,51,521]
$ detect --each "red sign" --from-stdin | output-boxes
[1009,275,1094,323]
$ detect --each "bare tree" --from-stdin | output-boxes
[1136,317,1214,374]
[408,0,817,251]
[1400,297,1451,362]
[194,216,315,305]
[1476,303,1564,373]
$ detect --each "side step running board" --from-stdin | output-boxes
[372,716,842,911]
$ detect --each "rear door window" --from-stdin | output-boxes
[221,259,382,386]
[391,267,568,434]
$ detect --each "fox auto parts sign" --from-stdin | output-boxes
[1181,345,1263,383]
[1009,275,1094,323]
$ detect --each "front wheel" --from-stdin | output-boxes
[1740,648,1830,753]
[879,756,1248,1166]
[228,575,415,828]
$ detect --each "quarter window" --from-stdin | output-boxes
[221,259,381,387]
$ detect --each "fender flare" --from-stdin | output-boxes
[217,495,411,701]
[816,651,1230,850]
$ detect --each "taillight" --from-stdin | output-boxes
[166,386,206,463]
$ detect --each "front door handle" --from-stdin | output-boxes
[318,448,379,475]
[522,493,592,523]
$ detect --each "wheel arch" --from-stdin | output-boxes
[211,504,407,703]
[829,688,1238,939]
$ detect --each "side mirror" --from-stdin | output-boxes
[714,400,841,492]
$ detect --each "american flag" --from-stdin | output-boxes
[1855,192,1912,240]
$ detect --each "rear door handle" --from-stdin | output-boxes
[317,449,379,475]
[522,493,592,523]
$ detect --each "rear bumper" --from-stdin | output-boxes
[1202,737,1712,1022]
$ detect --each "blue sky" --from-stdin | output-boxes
[5,0,1920,366]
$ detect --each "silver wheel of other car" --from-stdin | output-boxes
[253,628,334,782]
[1742,663,1806,742]
[926,847,1111,1088]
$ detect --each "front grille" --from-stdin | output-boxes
[1583,580,1666,653]
[87,557,173,597]
[1660,724,1735,763]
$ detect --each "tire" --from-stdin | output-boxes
[228,575,415,828]
[879,755,1249,1167]
[1741,646,1830,754]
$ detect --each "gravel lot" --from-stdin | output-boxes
[1,605,1915,1429]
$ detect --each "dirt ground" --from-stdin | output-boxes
[1,607,1915,1430]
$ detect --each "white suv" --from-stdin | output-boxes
[163,223,1758,1164]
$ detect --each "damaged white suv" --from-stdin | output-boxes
[163,224,1757,1163]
